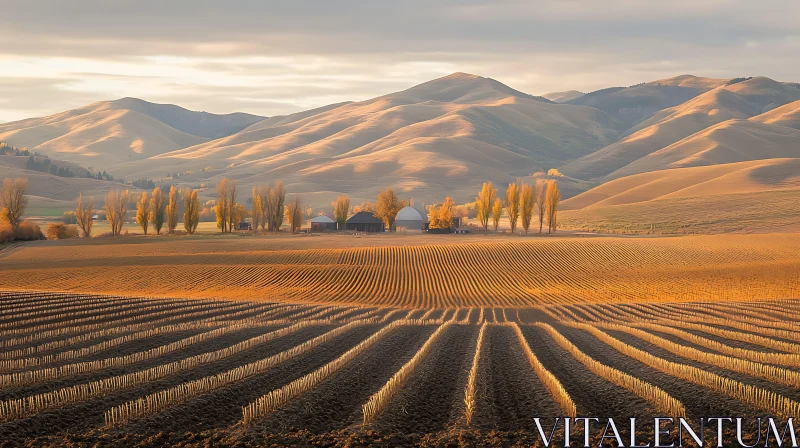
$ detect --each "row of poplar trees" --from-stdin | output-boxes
[475,179,561,234]
[134,186,200,236]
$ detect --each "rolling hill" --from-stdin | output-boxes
[560,159,800,234]
[566,74,729,126]
[0,98,263,170]
[542,90,584,103]
[113,73,625,205]
[562,77,800,180]
[751,99,800,130]
[2,71,799,227]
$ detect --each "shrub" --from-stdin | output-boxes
[46,222,80,240]
[61,211,77,224]
[13,220,44,241]
[0,221,12,243]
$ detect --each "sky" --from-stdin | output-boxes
[1,0,799,122]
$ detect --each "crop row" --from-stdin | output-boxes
[0,320,328,421]
[569,323,800,419]
[105,320,372,426]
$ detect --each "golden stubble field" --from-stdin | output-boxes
[0,232,797,307]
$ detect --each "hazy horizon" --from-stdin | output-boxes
[1,0,799,122]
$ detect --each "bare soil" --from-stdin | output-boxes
[374,325,477,434]
[257,325,436,433]
[472,325,562,431]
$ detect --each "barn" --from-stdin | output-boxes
[395,206,424,232]
[310,215,337,232]
[345,211,385,233]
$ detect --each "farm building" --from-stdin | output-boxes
[395,206,424,232]
[310,215,337,232]
[345,211,385,233]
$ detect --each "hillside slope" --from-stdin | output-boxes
[542,90,584,103]
[560,159,800,234]
[0,99,263,170]
[562,158,800,209]
[751,99,800,130]
[566,75,728,126]
[562,77,800,180]
[607,119,800,178]
[116,73,626,205]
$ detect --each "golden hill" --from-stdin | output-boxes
[608,120,800,178]
[562,158,800,209]
[751,99,800,130]
[563,77,800,180]
[560,159,800,234]
[0,99,262,170]
[542,90,584,103]
[114,73,625,205]
[566,74,729,126]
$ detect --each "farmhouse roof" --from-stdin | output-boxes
[396,206,423,221]
[310,215,335,223]
[346,211,383,224]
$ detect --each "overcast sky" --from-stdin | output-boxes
[1,0,798,122]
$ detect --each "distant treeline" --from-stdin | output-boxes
[26,156,76,177]
[87,170,114,181]
[0,142,30,157]
[726,77,753,86]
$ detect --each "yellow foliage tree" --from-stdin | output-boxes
[332,195,350,231]
[135,192,150,235]
[104,190,130,236]
[150,188,166,234]
[491,198,502,232]
[165,186,179,234]
[183,189,199,234]
[476,182,496,234]
[546,180,562,234]
[429,196,455,229]
[251,186,263,231]
[535,179,547,234]
[505,182,519,234]
[215,179,230,232]
[520,182,535,235]
[0,178,27,230]
[375,188,403,231]
[284,196,303,233]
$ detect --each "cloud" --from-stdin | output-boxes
[0,0,798,121]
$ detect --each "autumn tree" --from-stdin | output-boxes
[520,182,535,235]
[491,198,502,232]
[267,181,285,231]
[215,178,230,232]
[0,178,27,230]
[476,182,496,234]
[375,188,402,231]
[226,181,238,232]
[429,196,455,229]
[150,187,167,234]
[183,188,200,234]
[165,186,179,233]
[505,182,520,234]
[104,189,130,236]
[546,180,562,234]
[284,196,303,233]
[75,194,93,238]
[535,179,548,233]
[332,195,350,231]
[251,186,263,231]
[135,192,150,235]
[352,201,375,213]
